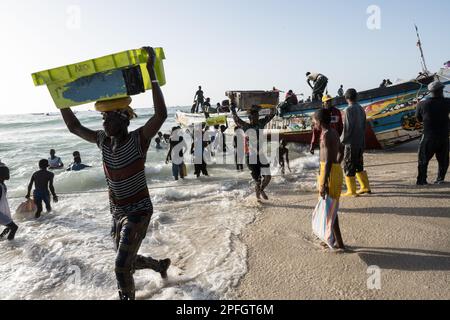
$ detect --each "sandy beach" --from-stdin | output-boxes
[234,140,450,300]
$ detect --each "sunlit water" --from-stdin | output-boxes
[0,107,318,300]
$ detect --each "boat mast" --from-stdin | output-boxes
[414,24,430,75]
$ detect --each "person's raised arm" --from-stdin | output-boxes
[141,47,168,141]
[60,108,98,144]
[231,104,248,129]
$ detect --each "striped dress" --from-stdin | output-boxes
[97,129,153,217]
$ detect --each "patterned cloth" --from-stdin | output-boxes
[97,129,153,218]
[111,214,160,299]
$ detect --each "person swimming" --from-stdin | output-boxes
[67,151,91,171]
[48,149,64,170]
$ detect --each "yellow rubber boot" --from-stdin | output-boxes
[342,176,359,197]
[356,171,372,195]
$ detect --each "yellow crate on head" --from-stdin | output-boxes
[32,48,166,109]
[206,115,227,126]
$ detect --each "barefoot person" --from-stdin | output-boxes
[59,47,170,300]
[26,159,58,218]
[0,162,19,241]
[231,104,276,200]
[313,109,345,250]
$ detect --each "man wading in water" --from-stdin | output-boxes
[60,47,170,300]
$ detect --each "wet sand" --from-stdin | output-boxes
[234,141,450,300]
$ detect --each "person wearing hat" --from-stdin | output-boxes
[306,72,328,102]
[59,47,171,300]
[25,159,58,218]
[0,162,19,241]
[231,104,276,201]
[310,94,343,155]
[415,81,450,185]
[341,89,372,197]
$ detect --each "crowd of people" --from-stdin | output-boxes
[0,45,448,300]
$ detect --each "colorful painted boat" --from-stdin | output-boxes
[176,68,449,150]
[276,68,450,149]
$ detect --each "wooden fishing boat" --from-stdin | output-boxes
[176,68,449,150]
[276,68,449,149]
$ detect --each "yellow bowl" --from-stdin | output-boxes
[94,97,132,112]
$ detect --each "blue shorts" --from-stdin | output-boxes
[33,190,51,209]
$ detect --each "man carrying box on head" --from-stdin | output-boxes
[59,47,171,300]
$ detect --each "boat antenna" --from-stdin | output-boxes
[414,24,430,75]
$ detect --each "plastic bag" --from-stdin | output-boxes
[15,199,37,220]
[312,196,339,248]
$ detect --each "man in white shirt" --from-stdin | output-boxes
[48,149,64,169]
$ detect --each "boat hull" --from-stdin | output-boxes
[278,72,450,149]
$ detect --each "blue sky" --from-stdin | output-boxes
[0,0,449,114]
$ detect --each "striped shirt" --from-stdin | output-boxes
[97,129,152,217]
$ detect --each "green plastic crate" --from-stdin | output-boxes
[32,48,166,109]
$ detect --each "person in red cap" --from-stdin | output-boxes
[60,47,170,300]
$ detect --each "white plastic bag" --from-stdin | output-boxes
[312,196,339,248]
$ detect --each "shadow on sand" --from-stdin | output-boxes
[353,246,450,272]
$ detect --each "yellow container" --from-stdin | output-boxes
[206,115,227,126]
[32,48,166,109]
